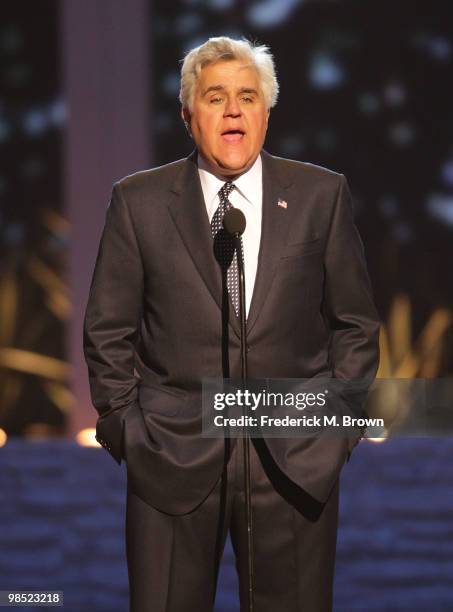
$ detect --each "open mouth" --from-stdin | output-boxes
[221,129,245,142]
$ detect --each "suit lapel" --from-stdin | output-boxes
[167,150,241,338]
[246,150,294,337]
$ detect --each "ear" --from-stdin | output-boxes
[181,107,192,134]
[181,107,193,138]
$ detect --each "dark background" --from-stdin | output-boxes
[0,0,452,439]
[0,2,65,434]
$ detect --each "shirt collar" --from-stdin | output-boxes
[197,152,262,209]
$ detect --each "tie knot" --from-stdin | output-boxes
[218,181,235,204]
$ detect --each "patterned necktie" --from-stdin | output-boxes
[211,181,244,317]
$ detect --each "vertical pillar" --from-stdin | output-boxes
[61,0,150,436]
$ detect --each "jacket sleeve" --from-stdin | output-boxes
[83,181,144,463]
[323,174,381,455]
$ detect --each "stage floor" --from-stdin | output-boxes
[1,437,453,611]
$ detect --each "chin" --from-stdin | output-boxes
[218,156,251,174]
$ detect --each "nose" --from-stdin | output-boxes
[224,96,241,117]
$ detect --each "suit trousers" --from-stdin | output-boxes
[125,436,340,612]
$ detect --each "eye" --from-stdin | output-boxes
[210,96,223,104]
[241,96,254,103]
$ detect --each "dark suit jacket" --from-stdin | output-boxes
[83,148,380,515]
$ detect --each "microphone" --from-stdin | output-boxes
[223,208,246,237]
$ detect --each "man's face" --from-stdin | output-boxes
[182,59,270,178]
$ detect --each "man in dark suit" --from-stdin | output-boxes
[83,36,380,612]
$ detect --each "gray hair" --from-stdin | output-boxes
[179,36,279,112]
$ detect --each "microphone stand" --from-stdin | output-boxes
[234,234,255,612]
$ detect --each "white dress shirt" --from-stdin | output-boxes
[197,153,263,317]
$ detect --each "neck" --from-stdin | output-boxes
[197,152,257,181]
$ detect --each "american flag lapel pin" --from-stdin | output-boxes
[277,198,288,209]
